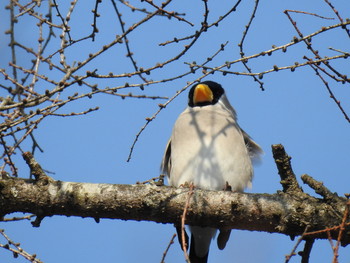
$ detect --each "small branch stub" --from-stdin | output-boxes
[22,152,53,183]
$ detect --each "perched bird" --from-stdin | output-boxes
[161,81,262,263]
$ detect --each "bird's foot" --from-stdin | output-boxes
[224,181,232,191]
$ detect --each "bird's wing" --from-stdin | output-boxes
[219,94,263,163]
[160,139,171,176]
[241,129,263,164]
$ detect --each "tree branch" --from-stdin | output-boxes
[0,172,348,245]
[0,145,349,249]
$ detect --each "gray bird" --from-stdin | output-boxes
[161,81,262,263]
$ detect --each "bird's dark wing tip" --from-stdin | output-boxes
[176,224,189,252]
[217,229,231,250]
[160,140,172,175]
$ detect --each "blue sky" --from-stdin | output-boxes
[1,0,349,262]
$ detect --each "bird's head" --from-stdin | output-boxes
[188,81,225,107]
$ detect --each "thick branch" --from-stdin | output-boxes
[0,177,348,245]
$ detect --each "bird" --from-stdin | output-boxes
[161,80,262,263]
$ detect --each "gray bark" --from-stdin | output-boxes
[0,145,349,246]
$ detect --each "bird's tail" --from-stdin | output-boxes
[189,234,209,263]
[189,227,216,263]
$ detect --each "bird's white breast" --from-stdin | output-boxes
[169,103,253,191]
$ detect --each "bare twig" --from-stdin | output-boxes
[110,0,149,83]
[0,229,43,263]
[181,184,194,263]
[284,9,334,20]
[324,0,350,37]
[1,214,35,222]
[307,63,350,122]
[333,201,350,263]
[160,234,176,263]
[285,226,310,263]
[238,0,264,91]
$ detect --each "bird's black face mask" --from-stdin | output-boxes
[188,81,224,107]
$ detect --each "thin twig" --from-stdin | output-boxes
[285,226,310,263]
[181,184,194,263]
[332,201,350,263]
[284,9,334,20]
[0,229,43,263]
[307,64,350,123]
[324,0,350,37]
[238,0,264,91]
[1,214,35,222]
[160,234,176,263]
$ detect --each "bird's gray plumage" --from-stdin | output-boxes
[161,81,262,262]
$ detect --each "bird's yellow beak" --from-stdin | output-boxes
[193,84,213,105]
